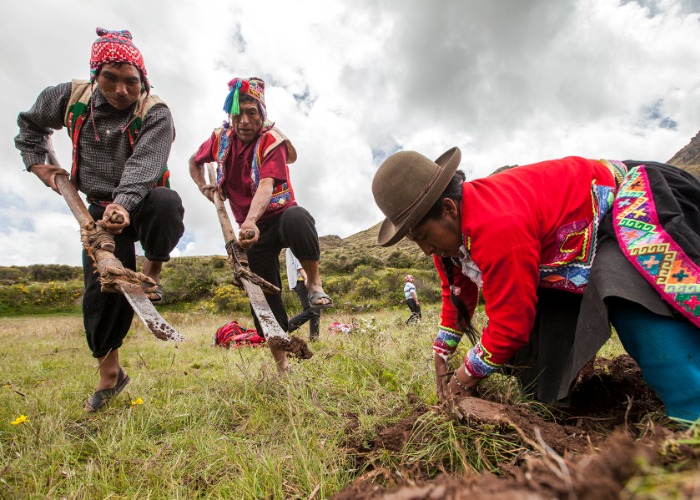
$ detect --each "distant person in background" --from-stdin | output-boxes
[373,148,700,423]
[286,248,321,341]
[404,274,422,323]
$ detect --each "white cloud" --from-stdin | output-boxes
[3,0,700,265]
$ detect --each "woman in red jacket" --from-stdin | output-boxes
[372,148,700,422]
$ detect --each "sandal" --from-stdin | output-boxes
[141,283,164,304]
[308,290,333,311]
[85,369,130,412]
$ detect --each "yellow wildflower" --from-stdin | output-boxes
[11,414,29,425]
[131,397,144,406]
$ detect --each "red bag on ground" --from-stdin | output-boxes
[214,321,266,348]
[327,320,359,335]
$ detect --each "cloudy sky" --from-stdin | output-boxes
[3,0,700,266]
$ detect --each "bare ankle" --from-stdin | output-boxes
[143,259,164,283]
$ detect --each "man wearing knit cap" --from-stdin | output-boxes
[189,77,332,372]
[15,28,185,411]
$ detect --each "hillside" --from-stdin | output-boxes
[667,129,700,177]
[319,221,431,271]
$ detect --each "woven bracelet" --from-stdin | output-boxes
[452,376,472,393]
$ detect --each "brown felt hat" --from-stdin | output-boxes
[372,147,461,247]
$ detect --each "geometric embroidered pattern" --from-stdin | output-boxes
[215,127,292,212]
[250,135,292,210]
[613,166,700,327]
[464,342,500,379]
[432,326,464,360]
[539,181,617,293]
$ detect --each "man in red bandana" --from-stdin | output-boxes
[189,77,332,372]
[15,28,185,411]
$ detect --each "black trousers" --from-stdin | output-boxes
[288,280,321,338]
[245,206,320,336]
[83,187,185,357]
[406,298,421,317]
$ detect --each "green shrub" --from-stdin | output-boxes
[161,261,218,304]
[350,255,384,270]
[324,275,354,297]
[211,284,250,312]
[0,265,83,285]
[381,271,406,298]
[352,277,381,300]
[29,264,82,282]
[321,253,351,274]
[353,265,376,280]
[386,250,414,269]
[0,281,83,315]
[0,267,25,284]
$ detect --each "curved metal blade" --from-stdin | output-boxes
[119,283,185,342]
[241,279,289,340]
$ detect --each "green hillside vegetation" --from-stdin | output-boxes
[0,224,439,317]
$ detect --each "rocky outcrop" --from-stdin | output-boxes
[667,130,700,178]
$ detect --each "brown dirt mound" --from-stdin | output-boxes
[456,398,593,455]
[267,335,313,359]
[565,355,663,432]
[333,356,689,499]
[333,434,655,500]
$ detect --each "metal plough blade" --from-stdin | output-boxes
[119,283,185,342]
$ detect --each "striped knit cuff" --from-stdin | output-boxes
[432,326,463,360]
[463,342,500,379]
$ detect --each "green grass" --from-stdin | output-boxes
[0,307,696,498]
[0,308,437,498]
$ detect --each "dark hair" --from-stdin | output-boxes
[95,62,144,83]
[414,168,477,342]
[441,256,479,343]
[422,169,465,221]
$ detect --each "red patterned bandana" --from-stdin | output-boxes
[89,28,149,91]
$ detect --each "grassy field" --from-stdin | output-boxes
[0,306,444,498]
[0,307,696,499]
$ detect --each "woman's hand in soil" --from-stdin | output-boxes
[434,353,450,402]
[446,365,479,401]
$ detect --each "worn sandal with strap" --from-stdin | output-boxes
[149,284,164,304]
[308,290,334,311]
[141,283,164,304]
[85,369,130,412]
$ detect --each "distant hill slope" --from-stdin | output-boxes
[667,130,700,178]
[319,222,433,271]
[320,222,421,259]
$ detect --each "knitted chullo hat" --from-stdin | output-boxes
[89,28,149,92]
[223,77,266,119]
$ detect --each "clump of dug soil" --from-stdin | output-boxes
[333,355,694,499]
